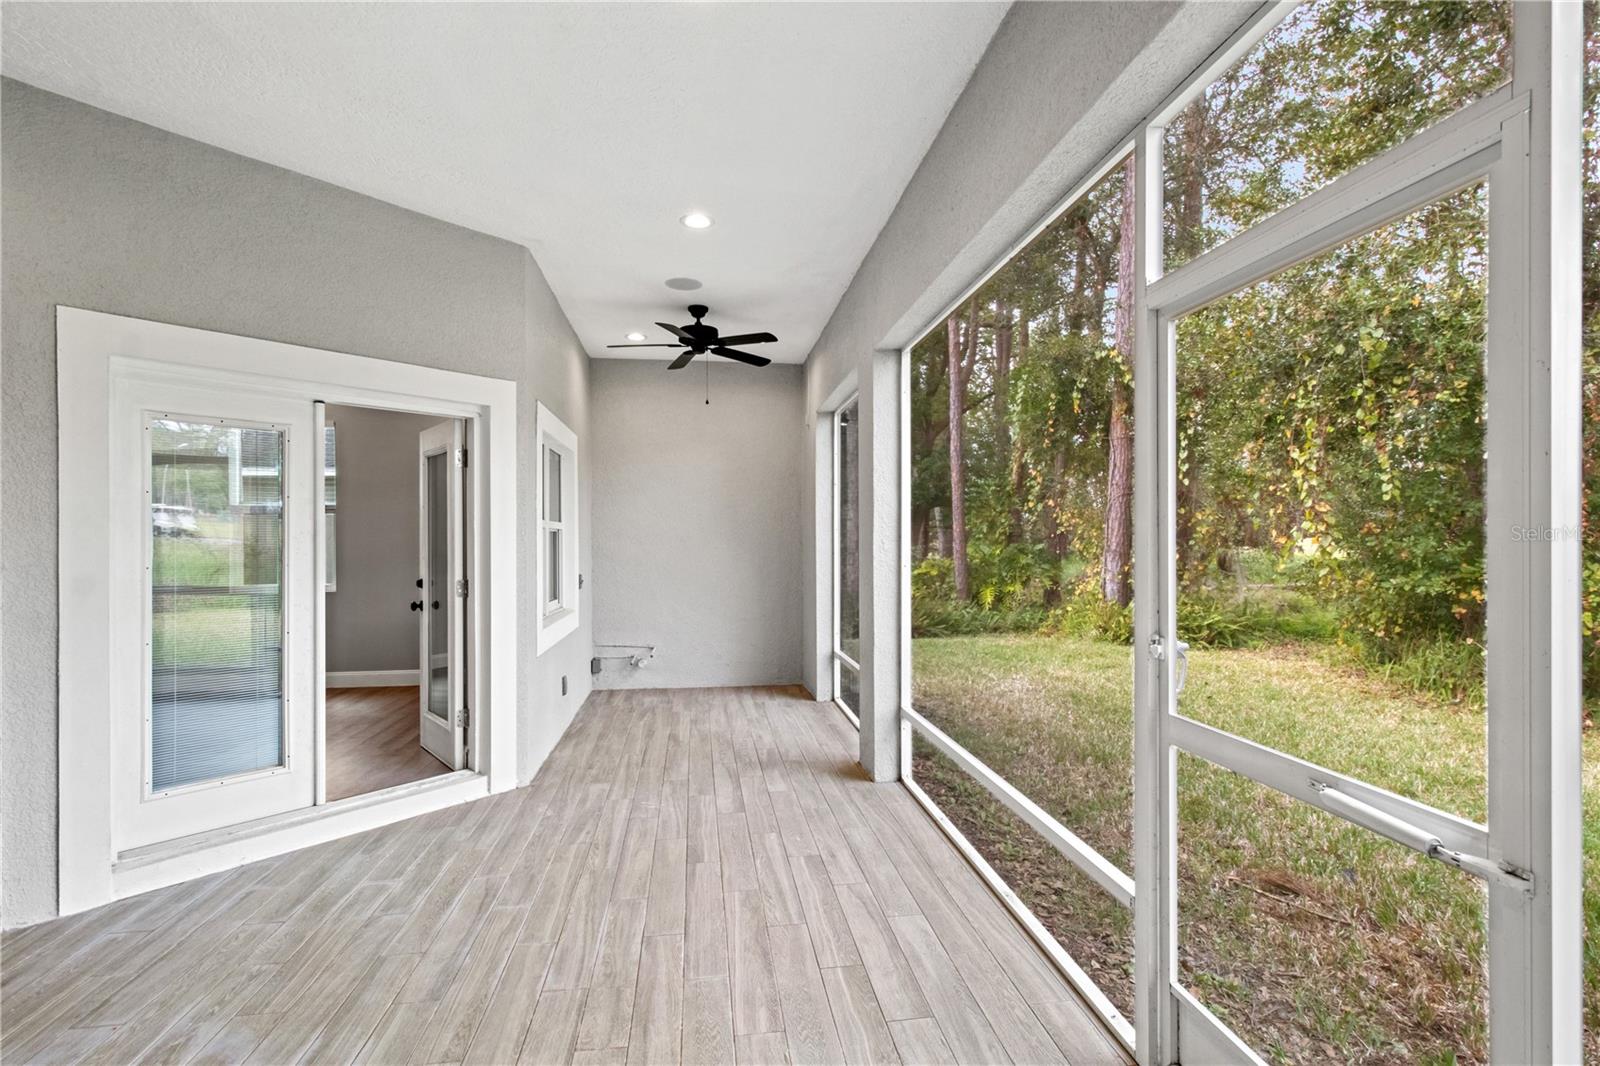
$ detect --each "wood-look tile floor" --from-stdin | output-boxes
[326,687,453,803]
[1,687,1127,1065]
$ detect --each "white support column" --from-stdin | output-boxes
[858,348,905,780]
[1131,123,1178,1066]
[1485,5,1582,1061]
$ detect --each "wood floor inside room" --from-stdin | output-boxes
[1,687,1127,1065]
[326,686,452,802]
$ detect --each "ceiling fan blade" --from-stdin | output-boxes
[656,322,695,343]
[605,343,686,348]
[667,349,698,370]
[712,332,778,347]
[711,346,772,368]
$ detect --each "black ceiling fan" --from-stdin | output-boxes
[606,305,776,369]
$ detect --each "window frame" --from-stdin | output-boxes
[535,401,580,655]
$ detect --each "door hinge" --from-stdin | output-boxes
[455,447,467,468]
[458,706,470,730]
[456,578,468,598]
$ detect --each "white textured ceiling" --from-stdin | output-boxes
[2,2,1008,364]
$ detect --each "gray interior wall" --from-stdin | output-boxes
[590,359,803,690]
[798,1,1257,697]
[323,405,440,675]
[521,249,595,780]
[0,79,593,927]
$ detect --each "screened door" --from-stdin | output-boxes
[1130,9,1579,1062]
[110,378,316,850]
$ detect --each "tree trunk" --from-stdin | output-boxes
[933,506,951,558]
[993,299,1012,432]
[947,312,971,600]
[1008,312,1030,544]
[1068,238,1091,333]
[1042,449,1070,606]
[1172,100,1209,570]
[1101,155,1137,607]
[991,300,1025,544]
[1171,97,1210,263]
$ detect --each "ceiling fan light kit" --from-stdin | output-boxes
[605,304,777,370]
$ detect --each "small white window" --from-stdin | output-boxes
[536,401,579,654]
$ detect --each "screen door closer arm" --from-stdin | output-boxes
[1309,781,1532,894]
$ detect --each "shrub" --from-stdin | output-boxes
[1044,597,1133,644]
[1177,590,1339,649]
[911,595,1048,637]
[912,555,955,601]
[1346,632,1485,705]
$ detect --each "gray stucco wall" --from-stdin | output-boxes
[323,404,440,676]
[1,79,593,926]
[590,359,803,690]
[798,2,1257,698]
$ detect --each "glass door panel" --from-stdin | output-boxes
[426,449,450,722]
[417,420,466,771]
[149,419,286,791]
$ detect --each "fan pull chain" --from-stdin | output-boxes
[705,352,710,405]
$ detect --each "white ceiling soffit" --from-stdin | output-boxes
[1,2,1010,365]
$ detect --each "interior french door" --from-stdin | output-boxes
[1130,10,1580,1062]
[417,420,467,770]
[111,375,316,850]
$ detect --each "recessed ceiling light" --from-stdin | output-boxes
[665,277,702,291]
[625,331,646,342]
[680,212,713,230]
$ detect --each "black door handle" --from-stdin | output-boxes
[410,600,423,611]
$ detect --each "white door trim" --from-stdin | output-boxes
[313,400,329,806]
[57,306,519,916]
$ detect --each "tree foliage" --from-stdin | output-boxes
[908,0,1568,697]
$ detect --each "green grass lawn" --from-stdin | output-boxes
[911,634,1598,1065]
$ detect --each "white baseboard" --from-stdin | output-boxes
[327,669,418,688]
